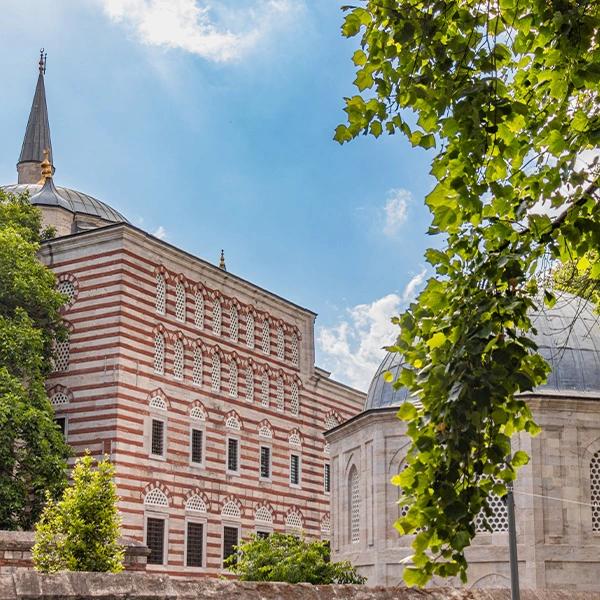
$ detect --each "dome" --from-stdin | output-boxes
[365,293,600,411]
[2,183,128,224]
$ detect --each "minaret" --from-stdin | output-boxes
[17,49,54,184]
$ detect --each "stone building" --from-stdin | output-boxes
[2,55,365,576]
[325,294,600,591]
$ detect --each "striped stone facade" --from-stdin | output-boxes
[40,223,365,577]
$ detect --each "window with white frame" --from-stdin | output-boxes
[324,463,331,494]
[186,521,204,567]
[54,338,70,372]
[230,306,239,342]
[194,292,204,329]
[290,382,299,416]
[227,438,239,473]
[222,500,241,520]
[260,373,269,407]
[186,494,207,513]
[146,516,166,565]
[222,525,239,567]
[255,506,273,527]
[246,368,254,402]
[211,354,221,393]
[173,338,184,380]
[213,300,222,336]
[285,511,302,533]
[154,333,165,375]
[190,427,203,465]
[246,313,255,348]
[258,424,272,439]
[151,418,165,458]
[155,273,166,315]
[261,320,270,354]
[193,347,203,386]
[349,466,360,543]
[275,378,284,412]
[290,333,299,366]
[290,453,301,487]
[260,446,271,480]
[229,361,238,398]
[54,416,67,437]
[175,281,186,322]
[592,451,600,532]
[276,327,285,360]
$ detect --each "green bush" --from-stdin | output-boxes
[225,532,366,584]
[32,453,124,573]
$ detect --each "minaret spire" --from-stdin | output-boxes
[17,49,54,184]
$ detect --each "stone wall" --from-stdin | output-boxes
[0,531,149,574]
[0,572,599,600]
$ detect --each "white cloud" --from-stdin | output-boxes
[317,270,426,391]
[98,0,299,62]
[383,188,411,236]
[152,225,167,239]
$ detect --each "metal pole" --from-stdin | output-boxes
[506,482,521,600]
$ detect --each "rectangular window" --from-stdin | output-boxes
[223,525,239,566]
[256,530,270,539]
[146,517,165,565]
[260,446,271,479]
[290,453,300,486]
[191,428,203,464]
[324,463,331,493]
[54,417,67,437]
[151,419,164,457]
[227,438,239,473]
[186,522,204,567]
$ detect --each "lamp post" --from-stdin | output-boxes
[506,481,520,600]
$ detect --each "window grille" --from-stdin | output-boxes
[324,463,331,493]
[229,362,238,398]
[321,515,331,536]
[286,511,302,531]
[223,526,239,566]
[260,446,271,479]
[193,348,203,386]
[230,306,239,342]
[276,327,285,360]
[186,495,207,513]
[144,488,168,507]
[261,320,270,354]
[146,517,165,565]
[213,300,222,336]
[186,522,203,567]
[227,438,239,472]
[57,279,76,303]
[51,392,69,406]
[290,382,299,416]
[290,334,299,366]
[255,506,273,525]
[325,414,339,431]
[475,493,509,533]
[211,354,221,392]
[155,273,166,315]
[54,340,70,372]
[290,454,300,486]
[246,368,254,402]
[151,419,165,457]
[256,530,270,539]
[349,467,360,543]
[55,417,66,436]
[225,415,241,431]
[258,425,272,439]
[194,292,204,328]
[175,282,186,322]
[173,339,184,380]
[222,501,241,519]
[191,429,203,464]
[593,451,600,531]
[150,396,167,411]
[154,333,165,375]
[276,378,284,412]
[289,432,301,448]
[190,406,205,421]
[246,313,255,348]
[260,373,269,407]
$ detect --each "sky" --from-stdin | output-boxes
[0,0,436,391]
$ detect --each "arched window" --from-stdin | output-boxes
[230,306,239,342]
[290,382,299,416]
[229,361,238,398]
[258,424,272,439]
[276,327,285,360]
[275,378,284,412]
[225,414,241,431]
[54,338,70,372]
[290,333,299,366]
[325,414,340,431]
[154,333,165,375]
[145,488,169,508]
[51,392,69,406]
[246,313,255,348]
[289,431,302,449]
[190,406,206,421]
[173,339,184,380]
[320,514,331,537]
[475,493,509,533]
[213,300,222,336]
[261,320,270,354]
[155,273,166,315]
[349,466,360,544]
[591,451,600,532]
[149,396,167,411]
[192,347,203,386]
[194,292,204,329]
[57,279,77,304]
[255,506,273,525]
[211,354,221,392]
[222,500,241,520]
[175,281,186,322]
[260,373,269,407]
[186,495,207,513]
[286,510,302,532]
[246,368,254,402]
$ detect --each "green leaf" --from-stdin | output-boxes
[512,450,530,467]
[397,402,418,421]
[427,331,446,350]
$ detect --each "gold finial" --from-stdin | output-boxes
[219,249,227,271]
[39,48,47,75]
[37,148,52,184]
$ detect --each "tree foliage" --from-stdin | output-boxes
[336,0,599,586]
[32,453,124,573]
[224,533,366,584]
[553,250,600,303]
[0,189,70,530]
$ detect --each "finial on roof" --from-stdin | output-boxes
[219,249,227,271]
[37,148,52,184]
[39,48,47,75]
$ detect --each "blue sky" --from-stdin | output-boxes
[0,0,434,390]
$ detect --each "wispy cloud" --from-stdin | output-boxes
[383,188,411,236]
[152,225,167,239]
[98,0,300,63]
[317,270,427,391]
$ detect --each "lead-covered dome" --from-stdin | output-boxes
[365,293,600,411]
